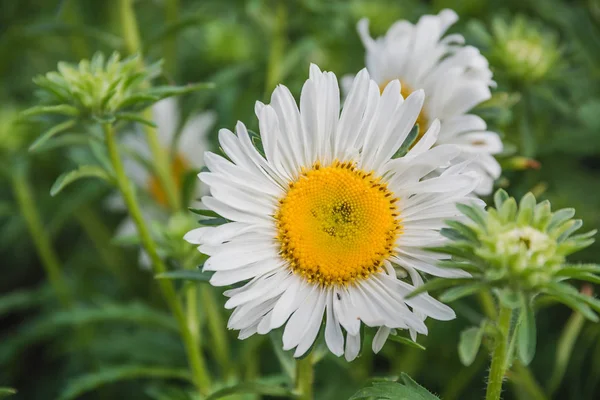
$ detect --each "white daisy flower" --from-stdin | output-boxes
[353,9,503,195]
[185,64,482,361]
[112,98,215,256]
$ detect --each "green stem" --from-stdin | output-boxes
[547,308,585,395]
[12,167,73,308]
[295,353,314,400]
[510,361,548,400]
[264,2,287,97]
[104,123,210,394]
[486,306,513,400]
[200,286,232,379]
[118,0,182,211]
[75,204,129,283]
[163,0,179,76]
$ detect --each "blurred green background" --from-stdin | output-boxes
[1,0,600,399]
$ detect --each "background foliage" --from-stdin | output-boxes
[1,0,599,399]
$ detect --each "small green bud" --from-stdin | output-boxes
[489,16,563,83]
[436,190,596,293]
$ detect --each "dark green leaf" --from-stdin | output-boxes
[518,295,537,365]
[155,269,212,282]
[393,124,420,158]
[50,165,112,196]
[388,335,426,351]
[188,208,220,218]
[28,119,76,152]
[58,366,191,400]
[440,283,486,303]
[456,203,487,228]
[458,326,484,366]
[0,388,16,398]
[205,382,297,400]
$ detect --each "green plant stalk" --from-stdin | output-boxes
[510,361,548,400]
[104,123,210,394]
[163,0,180,76]
[11,168,73,308]
[295,353,314,400]
[264,2,287,97]
[75,204,129,283]
[547,307,585,395]
[200,286,232,379]
[118,0,181,211]
[485,306,513,400]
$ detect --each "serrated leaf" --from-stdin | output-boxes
[58,366,191,400]
[50,165,112,196]
[28,119,76,152]
[458,326,484,366]
[387,335,426,351]
[517,295,537,365]
[155,269,212,282]
[205,382,297,400]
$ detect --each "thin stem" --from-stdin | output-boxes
[12,167,73,308]
[118,0,181,211]
[295,353,314,400]
[486,306,513,400]
[163,0,179,76]
[510,361,548,400]
[200,286,232,379]
[264,2,287,97]
[104,123,210,394]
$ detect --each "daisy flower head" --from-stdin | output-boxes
[185,64,482,361]
[355,9,503,195]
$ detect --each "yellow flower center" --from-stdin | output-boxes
[275,161,401,286]
[381,80,429,145]
[148,153,189,207]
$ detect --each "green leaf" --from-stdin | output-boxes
[405,278,473,298]
[517,295,537,365]
[493,189,510,210]
[146,83,215,100]
[456,203,487,228]
[387,335,426,351]
[188,208,220,218]
[439,283,486,303]
[458,326,484,366]
[0,285,52,317]
[444,220,480,243]
[0,388,16,398]
[50,165,112,196]
[544,286,599,322]
[496,289,522,309]
[116,112,157,127]
[269,332,295,379]
[21,104,79,118]
[28,119,76,152]
[350,377,440,400]
[205,382,297,400]
[547,208,576,233]
[517,193,536,225]
[393,124,420,158]
[155,269,212,282]
[58,366,191,400]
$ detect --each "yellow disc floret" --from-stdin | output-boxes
[275,161,401,286]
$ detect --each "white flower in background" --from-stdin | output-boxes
[353,9,502,195]
[185,65,483,360]
[112,98,216,248]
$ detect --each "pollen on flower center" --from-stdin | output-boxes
[148,153,189,207]
[381,80,429,145]
[275,161,401,286]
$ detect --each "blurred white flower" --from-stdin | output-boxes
[352,9,502,195]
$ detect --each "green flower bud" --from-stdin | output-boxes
[490,15,562,83]
[436,190,596,293]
